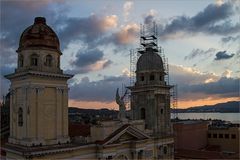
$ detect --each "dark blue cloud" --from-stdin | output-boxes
[179,77,239,100]
[0,1,63,66]
[221,35,240,43]
[0,66,15,97]
[1,65,15,76]
[74,49,104,67]
[69,75,129,102]
[191,77,239,97]
[64,48,112,75]
[184,48,216,60]
[214,51,235,60]
[158,2,240,39]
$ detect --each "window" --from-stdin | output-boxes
[138,150,143,159]
[159,76,163,81]
[18,108,23,126]
[19,54,24,67]
[231,134,236,139]
[150,75,155,81]
[213,134,217,138]
[161,108,163,114]
[140,108,146,120]
[225,134,229,139]
[31,54,38,66]
[219,134,223,138]
[57,56,60,68]
[163,146,167,154]
[45,55,53,67]
[106,156,112,160]
[208,133,211,138]
[141,76,144,81]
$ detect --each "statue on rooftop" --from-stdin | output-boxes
[115,88,127,120]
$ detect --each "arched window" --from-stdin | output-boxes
[45,55,53,67]
[140,108,146,119]
[18,108,23,126]
[150,74,155,81]
[31,54,38,66]
[19,54,24,67]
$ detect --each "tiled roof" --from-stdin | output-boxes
[69,123,90,137]
[205,145,221,152]
[175,149,225,159]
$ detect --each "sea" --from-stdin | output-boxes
[171,113,240,124]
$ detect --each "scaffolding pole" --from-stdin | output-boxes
[171,84,178,120]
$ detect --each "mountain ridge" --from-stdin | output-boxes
[174,101,239,113]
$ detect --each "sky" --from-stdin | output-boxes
[0,0,239,109]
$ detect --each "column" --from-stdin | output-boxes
[56,87,63,138]
[62,88,69,136]
[9,89,14,138]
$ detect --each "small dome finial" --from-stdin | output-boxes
[34,17,46,24]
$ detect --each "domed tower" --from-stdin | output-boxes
[129,24,172,137]
[16,17,62,73]
[5,17,73,146]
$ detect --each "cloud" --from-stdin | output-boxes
[102,15,118,29]
[144,9,157,24]
[169,65,239,100]
[216,0,224,6]
[221,35,240,43]
[185,77,239,98]
[184,48,216,60]
[58,14,118,48]
[169,65,219,85]
[65,48,112,74]
[73,49,104,67]
[69,75,129,102]
[214,50,234,60]
[0,66,15,97]
[0,0,64,66]
[105,23,140,45]
[68,64,238,103]
[123,1,133,21]
[158,2,240,40]
[1,1,118,75]
[222,69,232,78]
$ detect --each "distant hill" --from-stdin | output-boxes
[69,107,118,116]
[173,101,240,113]
[69,101,240,114]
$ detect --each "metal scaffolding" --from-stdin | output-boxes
[171,84,178,120]
[129,22,169,86]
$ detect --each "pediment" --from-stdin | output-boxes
[100,124,150,146]
[112,132,138,144]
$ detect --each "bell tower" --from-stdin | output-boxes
[5,17,73,146]
[129,23,172,136]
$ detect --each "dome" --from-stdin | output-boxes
[136,47,164,72]
[17,17,61,53]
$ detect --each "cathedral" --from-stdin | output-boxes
[4,17,174,159]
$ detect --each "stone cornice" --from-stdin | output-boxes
[3,143,96,158]
[5,70,73,80]
[127,84,173,91]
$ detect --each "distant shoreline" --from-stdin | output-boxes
[171,111,240,113]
